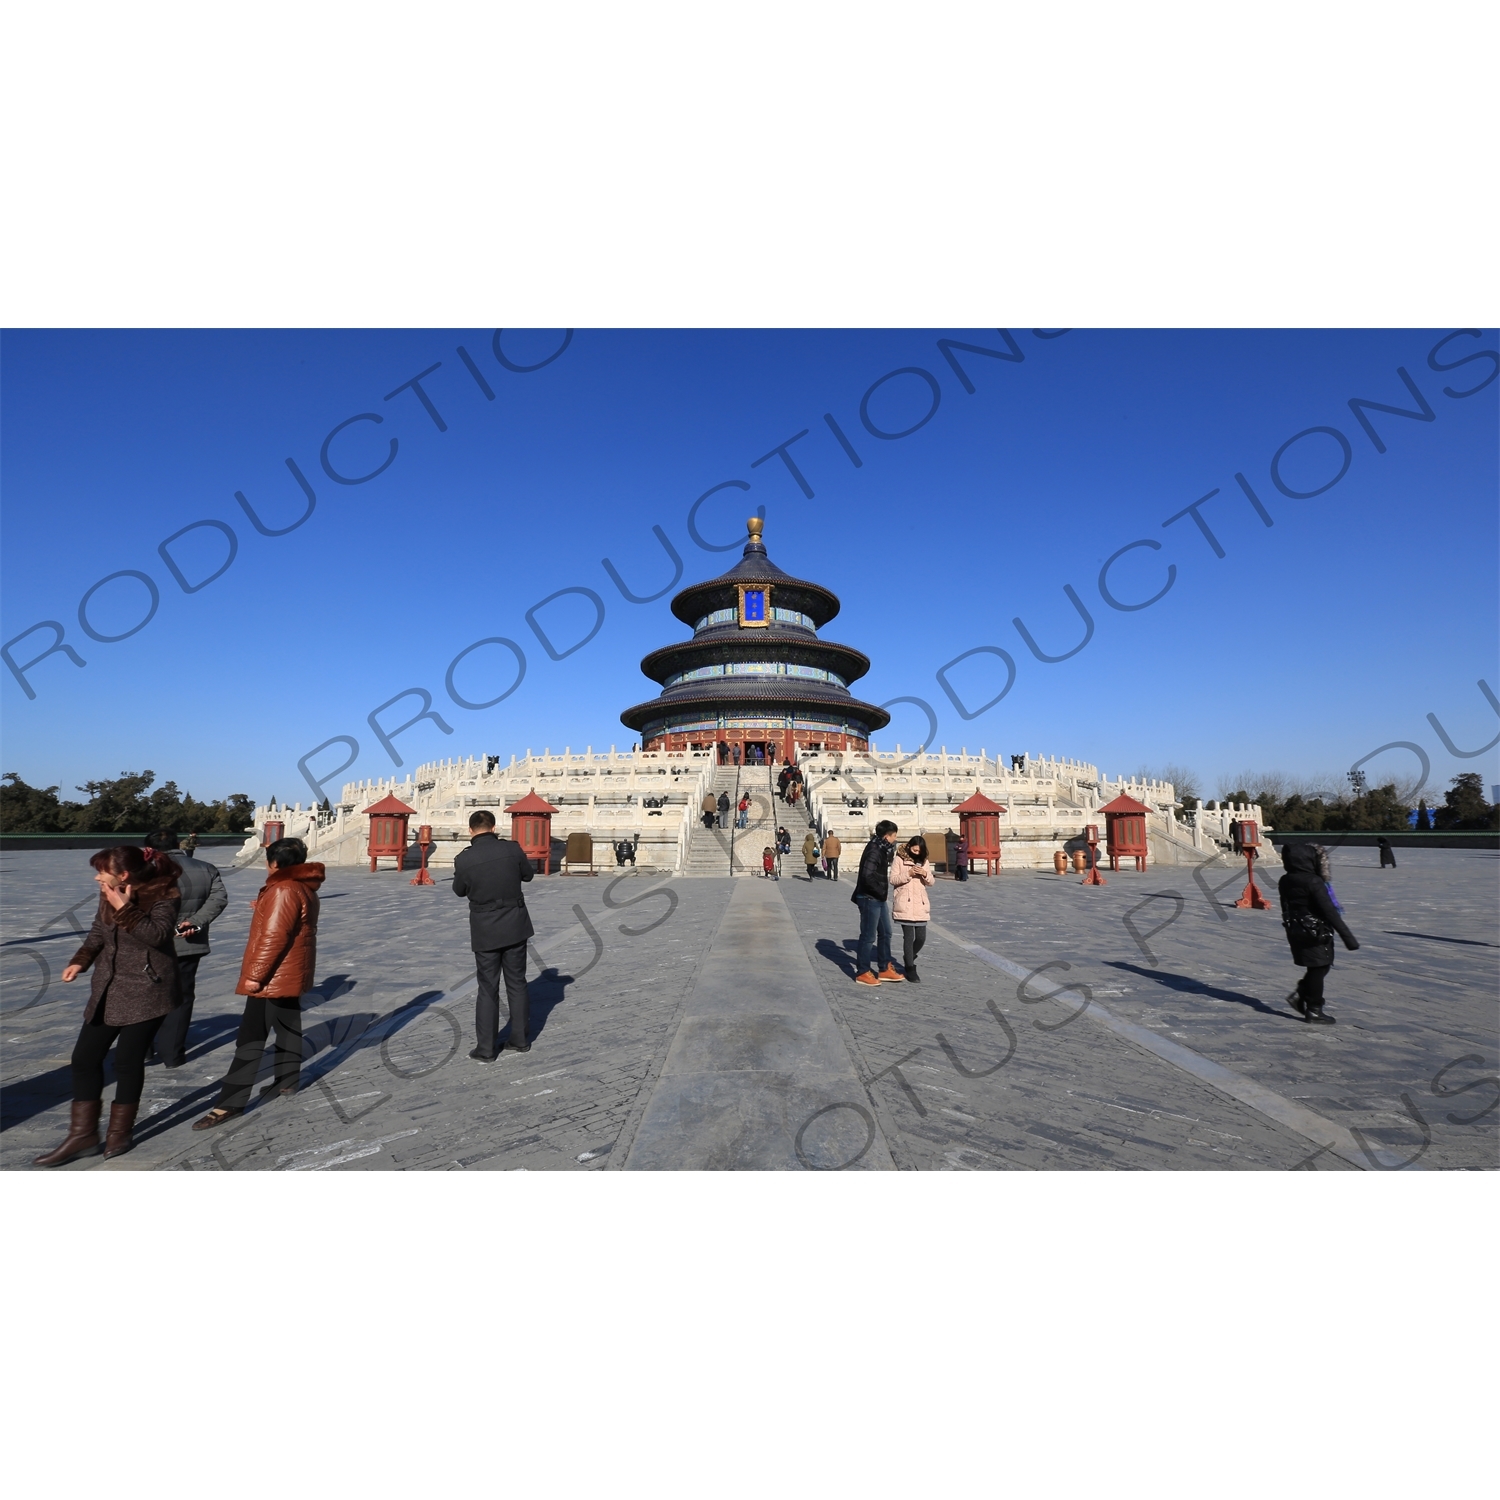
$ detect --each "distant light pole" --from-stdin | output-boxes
[1347,769,1367,800]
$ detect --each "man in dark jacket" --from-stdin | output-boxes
[145,829,228,1068]
[1278,843,1359,1024]
[452,809,536,1059]
[852,820,901,986]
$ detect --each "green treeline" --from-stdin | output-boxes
[0,770,254,835]
[1211,773,1499,833]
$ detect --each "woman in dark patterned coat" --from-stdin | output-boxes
[1278,843,1359,1024]
[34,846,182,1166]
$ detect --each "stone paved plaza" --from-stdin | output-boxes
[2,846,1496,1171]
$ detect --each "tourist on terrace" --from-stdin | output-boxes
[737,793,750,829]
[450,810,536,1060]
[762,845,777,879]
[1378,837,1397,868]
[717,790,731,829]
[802,830,820,878]
[34,846,183,1167]
[193,836,325,1128]
[890,836,935,983]
[144,829,228,1070]
[822,831,842,880]
[851,820,902,987]
[953,833,970,881]
[1278,843,1359,1025]
[701,791,717,829]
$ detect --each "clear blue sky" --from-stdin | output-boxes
[2,328,1496,808]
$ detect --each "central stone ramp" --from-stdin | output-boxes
[622,878,894,1170]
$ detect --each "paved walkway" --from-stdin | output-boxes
[3,846,1495,1171]
[622,877,893,1169]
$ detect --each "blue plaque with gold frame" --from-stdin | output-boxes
[737,583,771,628]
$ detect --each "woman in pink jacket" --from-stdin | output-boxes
[889,835,935,983]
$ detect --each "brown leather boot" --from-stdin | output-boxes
[103,1102,139,1159]
[33,1101,103,1168]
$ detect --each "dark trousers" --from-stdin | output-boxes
[1297,964,1331,1011]
[856,896,892,975]
[71,1015,163,1105]
[476,943,529,1055]
[827,857,839,880]
[152,954,202,1065]
[217,993,304,1110]
[902,922,927,969]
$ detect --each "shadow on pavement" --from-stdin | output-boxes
[1104,961,1297,1019]
[814,937,859,979]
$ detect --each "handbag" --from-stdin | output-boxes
[1282,910,1335,963]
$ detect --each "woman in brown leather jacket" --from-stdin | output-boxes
[194,836,325,1129]
[34,846,182,1167]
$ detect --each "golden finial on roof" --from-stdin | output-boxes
[747,515,764,539]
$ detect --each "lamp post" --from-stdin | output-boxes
[1081,823,1106,885]
[410,824,436,886]
[1232,819,1272,909]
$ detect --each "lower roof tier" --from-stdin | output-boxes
[620,685,891,738]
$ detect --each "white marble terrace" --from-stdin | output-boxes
[241,746,1268,873]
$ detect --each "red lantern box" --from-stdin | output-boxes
[953,790,1006,875]
[507,788,558,874]
[1237,819,1260,848]
[1099,794,1150,872]
[262,820,284,848]
[363,792,416,873]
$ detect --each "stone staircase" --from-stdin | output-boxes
[681,766,749,877]
[680,762,806,877]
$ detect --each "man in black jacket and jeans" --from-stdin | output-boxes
[852,820,901,986]
[452,809,536,1059]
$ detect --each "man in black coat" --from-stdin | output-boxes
[452,809,536,1059]
[1278,843,1359,1024]
[145,829,229,1068]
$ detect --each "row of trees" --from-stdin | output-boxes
[1217,772,1498,833]
[0,771,254,835]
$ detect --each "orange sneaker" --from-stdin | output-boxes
[854,971,880,986]
[877,966,904,982]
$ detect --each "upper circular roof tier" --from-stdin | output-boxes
[669,517,841,629]
[638,633,872,688]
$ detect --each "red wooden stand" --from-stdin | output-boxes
[1233,847,1271,909]
[410,823,435,886]
[1081,823,1106,885]
[1231,818,1271,909]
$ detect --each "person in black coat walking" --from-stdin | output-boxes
[1278,843,1359,1024]
[1377,837,1397,868]
[452,809,536,1058]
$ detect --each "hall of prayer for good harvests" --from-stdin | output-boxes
[618,517,890,759]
